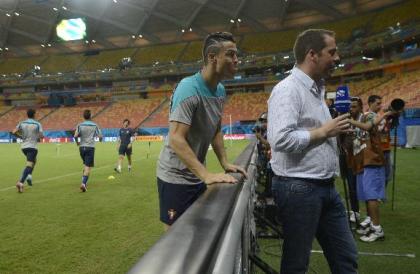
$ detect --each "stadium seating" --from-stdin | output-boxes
[222,92,270,125]
[80,48,136,71]
[42,54,87,73]
[0,105,13,115]
[138,100,170,128]
[0,56,47,75]
[356,70,420,110]
[41,103,108,130]
[93,98,164,129]
[132,43,187,65]
[0,107,55,131]
[370,0,420,34]
[240,30,299,54]
[178,41,202,63]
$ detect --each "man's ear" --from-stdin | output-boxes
[208,52,217,64]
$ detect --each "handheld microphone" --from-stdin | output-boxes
[335,85,351,113]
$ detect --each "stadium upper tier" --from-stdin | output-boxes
[80,48,136,71]
[93,98,164,129]
[1,0,419,78]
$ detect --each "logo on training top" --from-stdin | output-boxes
[168,209,177,220]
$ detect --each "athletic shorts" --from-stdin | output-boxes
[157,177,207,225]
[22,148,38,162]
[118,144,132,156]
[79,147,95,167]
[357,166,385,201]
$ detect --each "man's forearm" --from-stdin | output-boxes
[170,135,210,181]
[211,131,229,169]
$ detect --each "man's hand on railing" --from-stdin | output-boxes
[204,173,237,185]
[223,163,248,179]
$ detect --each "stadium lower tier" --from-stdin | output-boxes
[1,113,420,147]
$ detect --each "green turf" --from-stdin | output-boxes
[256,148,420,274]
[0,140,249,274]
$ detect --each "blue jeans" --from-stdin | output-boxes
[272,176,358,274]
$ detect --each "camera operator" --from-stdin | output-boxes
[342,97,364,223]
[254,112,270,164]
[349,95,396,242]
[254,112,272,196]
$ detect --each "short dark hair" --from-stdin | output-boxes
[368,95,382,105]
[202,32,236,64]
[27,109,35,118]
[351,97,363,107]
[123,119,130,125]
[83,109,91,120]
[293,29,335,64]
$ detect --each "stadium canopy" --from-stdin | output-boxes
[0,0,403,57]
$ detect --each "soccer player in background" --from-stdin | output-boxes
[114,119,136,173]
[74,109,102,192]
[156,32,247,230]
[13,108,44,193]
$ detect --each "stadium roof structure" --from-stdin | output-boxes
[0,0,404,57]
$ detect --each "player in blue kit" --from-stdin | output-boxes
[114,119,136,173]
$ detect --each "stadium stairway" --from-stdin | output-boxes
[136,97,169,129]
[0,106,16,117]
[38,107,60,122]
[91,101,113,119]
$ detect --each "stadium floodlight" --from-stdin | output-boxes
[62,6,68,10]
[41,44,45,47]
[14,12,20,16]
[230,19,235,23]
[138,34,143,38]
[6,13,11,17]
[53,7,58,11]
[131,35,136,39]
[56,18,87,41]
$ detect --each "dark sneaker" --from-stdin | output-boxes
[80,184,87,192]
[114,167,121,173]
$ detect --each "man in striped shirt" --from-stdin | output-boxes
[268,29,357,274]
[13,109,44,193]
[74,109,102,192]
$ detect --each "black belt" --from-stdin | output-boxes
[275,175,335,185]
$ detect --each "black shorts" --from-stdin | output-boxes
[22,148,38,162]
[79,147,95,167]
[157,177,207,225]
[118,144,132,156]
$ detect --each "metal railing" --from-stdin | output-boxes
[128,140,257,274]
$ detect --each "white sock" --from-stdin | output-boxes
[371,224,382,231]
[118,165,121,171]
[128,165,131,169]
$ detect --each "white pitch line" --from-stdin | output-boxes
[311,249,415,258]
[0,158,145,192]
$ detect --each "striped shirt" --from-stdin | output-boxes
[267,67,339,180]
[16,119,43,149]
[76,121,101,148]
